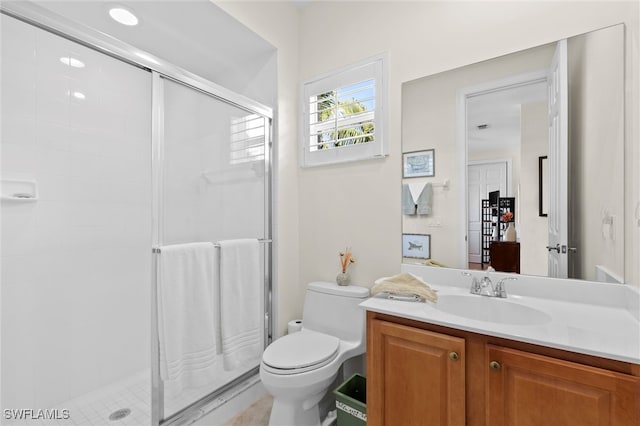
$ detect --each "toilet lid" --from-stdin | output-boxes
[262,330,340,371]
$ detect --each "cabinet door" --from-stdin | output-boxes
[486,345,640,426]
[367,319,465,426]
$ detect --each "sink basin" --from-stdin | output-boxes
[435,295,552,325]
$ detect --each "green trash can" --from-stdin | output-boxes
[333,373,366,426]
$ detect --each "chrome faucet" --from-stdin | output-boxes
[478,272,495,296]
[494,276,517,298]
[461,271,481,294]
[462,268,516,298]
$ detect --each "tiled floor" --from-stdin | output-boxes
[221,395,272,426]
[3,371,150,426]
[3,363,262,426]
[60,373,150,426]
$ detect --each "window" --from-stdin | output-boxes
[230,114,265,165]
[301,54,387,167]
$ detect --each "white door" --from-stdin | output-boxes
[468,162,508,263]
[547,39,569,278]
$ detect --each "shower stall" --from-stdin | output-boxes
[1,3,273,425]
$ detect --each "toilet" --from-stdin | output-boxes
[260,281,370,426]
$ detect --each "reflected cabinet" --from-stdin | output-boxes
[489,241,520,273]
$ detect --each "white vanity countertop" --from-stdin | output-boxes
[360,266,640,365]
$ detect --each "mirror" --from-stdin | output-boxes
[401,24,625,282]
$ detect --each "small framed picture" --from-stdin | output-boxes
[403,149,435,178]
[402,233,431,259]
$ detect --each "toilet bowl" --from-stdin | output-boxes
[260,282,370,426]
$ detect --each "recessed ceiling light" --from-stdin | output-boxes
[109,6,139,26]
[60,56,85,68]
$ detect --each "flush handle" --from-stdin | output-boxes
[449,352,459,361]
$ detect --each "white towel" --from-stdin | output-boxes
[219,239,263,371]
[157,242,218,392]
[372,273,438,302]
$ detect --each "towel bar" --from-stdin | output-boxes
[152,239,271,253]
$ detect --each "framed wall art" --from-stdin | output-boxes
[403,149,435,178]
[402,233,431,259]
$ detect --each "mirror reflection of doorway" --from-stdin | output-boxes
[467,161,508,268]
[464,74,549,274]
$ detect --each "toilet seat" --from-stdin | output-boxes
[262,330,340,375]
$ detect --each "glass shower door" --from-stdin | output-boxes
[154,75,271,420]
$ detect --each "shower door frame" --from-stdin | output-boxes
[0,3,275,426]
[151,72,273,425]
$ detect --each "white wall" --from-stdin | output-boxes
[218,1,640,335]
[1,15,151,407]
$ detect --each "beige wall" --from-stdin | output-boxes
[217,1,640,336]
[569,25,625,281]
[520,101,549,276]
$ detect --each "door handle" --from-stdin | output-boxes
[546,244,560,253]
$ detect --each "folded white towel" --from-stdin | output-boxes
[157,242,218,392]
[219,239,263,371]
[372,273,438,302]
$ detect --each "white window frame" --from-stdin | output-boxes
[300,53,388,167]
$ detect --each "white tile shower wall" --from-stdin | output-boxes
[1,15,151,409]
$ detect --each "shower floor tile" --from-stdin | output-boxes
[2,371,150,426]
[2,365,258,426]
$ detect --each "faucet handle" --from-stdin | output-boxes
[494,277,517,298]
[462,272,481,294]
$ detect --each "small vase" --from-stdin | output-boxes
[505,222,517,242]
[336,271,351,286]
[492,225,499,241]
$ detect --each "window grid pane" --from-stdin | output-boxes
[308,79,375,152]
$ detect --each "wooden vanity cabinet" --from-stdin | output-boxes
[486,345,640,426]
[367,318,466,426]
[366,311,640,426]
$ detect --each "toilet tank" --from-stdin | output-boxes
[302,282,370,343]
